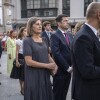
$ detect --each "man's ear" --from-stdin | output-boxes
[57,22,61,27]
[97,11,100,19]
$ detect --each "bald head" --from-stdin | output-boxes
[86,2,100,19]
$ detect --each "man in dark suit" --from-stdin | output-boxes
[50,14,73,100]
[42,21,52,47]
[0,38,2,85]
[71,2,100,100]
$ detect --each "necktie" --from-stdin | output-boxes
[47,32,51,39]
[64,33,69,45]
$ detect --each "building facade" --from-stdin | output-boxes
[0,0,3,33]
[2,0,15,31]
[2,0,100,31]
[0,0,2,25]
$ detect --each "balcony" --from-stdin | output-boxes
[28,8,57,17]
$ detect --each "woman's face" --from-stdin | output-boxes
[23,28,27,37]
[32,20,42,34]
[12,31,17,38]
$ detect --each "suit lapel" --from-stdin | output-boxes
[84,24,100,46]
[57,29,70,49]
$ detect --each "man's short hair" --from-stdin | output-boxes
[86,2,100,19]
[56,14,68,22]
[43,21,51,27]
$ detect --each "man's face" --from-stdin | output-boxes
[58,17,69,30]
[44,24,51,31]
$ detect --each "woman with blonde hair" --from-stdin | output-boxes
[74,22,84,36]
[23,17,57,100]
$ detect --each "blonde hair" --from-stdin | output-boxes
[26,17,42,37]
[74,22,84,34]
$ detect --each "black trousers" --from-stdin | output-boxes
[53,73,71,100]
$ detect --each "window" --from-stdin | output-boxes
[27,10,33,17]
[44,11,49,16]
[26,0,57,9]
[84,0,93,16]
[27,0,33,9]
[62,0,70,16]
[27,9,57,17]
[21,0,27,18]
[44,10,54,16]
[35,11,39,16]
[41,0,49,8]
[49,0,56,8]
[21,0,58,18]
[34,0,40,8]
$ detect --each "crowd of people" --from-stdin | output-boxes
[0,2,100,100]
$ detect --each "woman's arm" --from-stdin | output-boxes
[23,38,56,70]
[25,56,56,70]
[16,44,20,67]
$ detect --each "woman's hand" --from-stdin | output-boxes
[47,63,58,75]
[51,64,58,75]
[9,54,11,59]
[16,61,21,68]
[47,63,56,70]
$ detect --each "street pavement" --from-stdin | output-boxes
[0,52,71,100]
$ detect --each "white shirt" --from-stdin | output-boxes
[16,39,23,54]
[58,28,67,37]
[85,23,98,37]
[45,30,51,39]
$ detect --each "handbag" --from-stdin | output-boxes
[13,59,24,67]
[10,59,25,79]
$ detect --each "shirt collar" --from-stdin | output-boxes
[45,30,50,33]
[58,28,67,34]
[85,23,98,36]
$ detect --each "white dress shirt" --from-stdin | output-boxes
[16,39,23,54]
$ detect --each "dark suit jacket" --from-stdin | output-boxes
[50,29,73,75]
[71,24,100,100]
[42,31,52,47]
[0,40,2,58]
